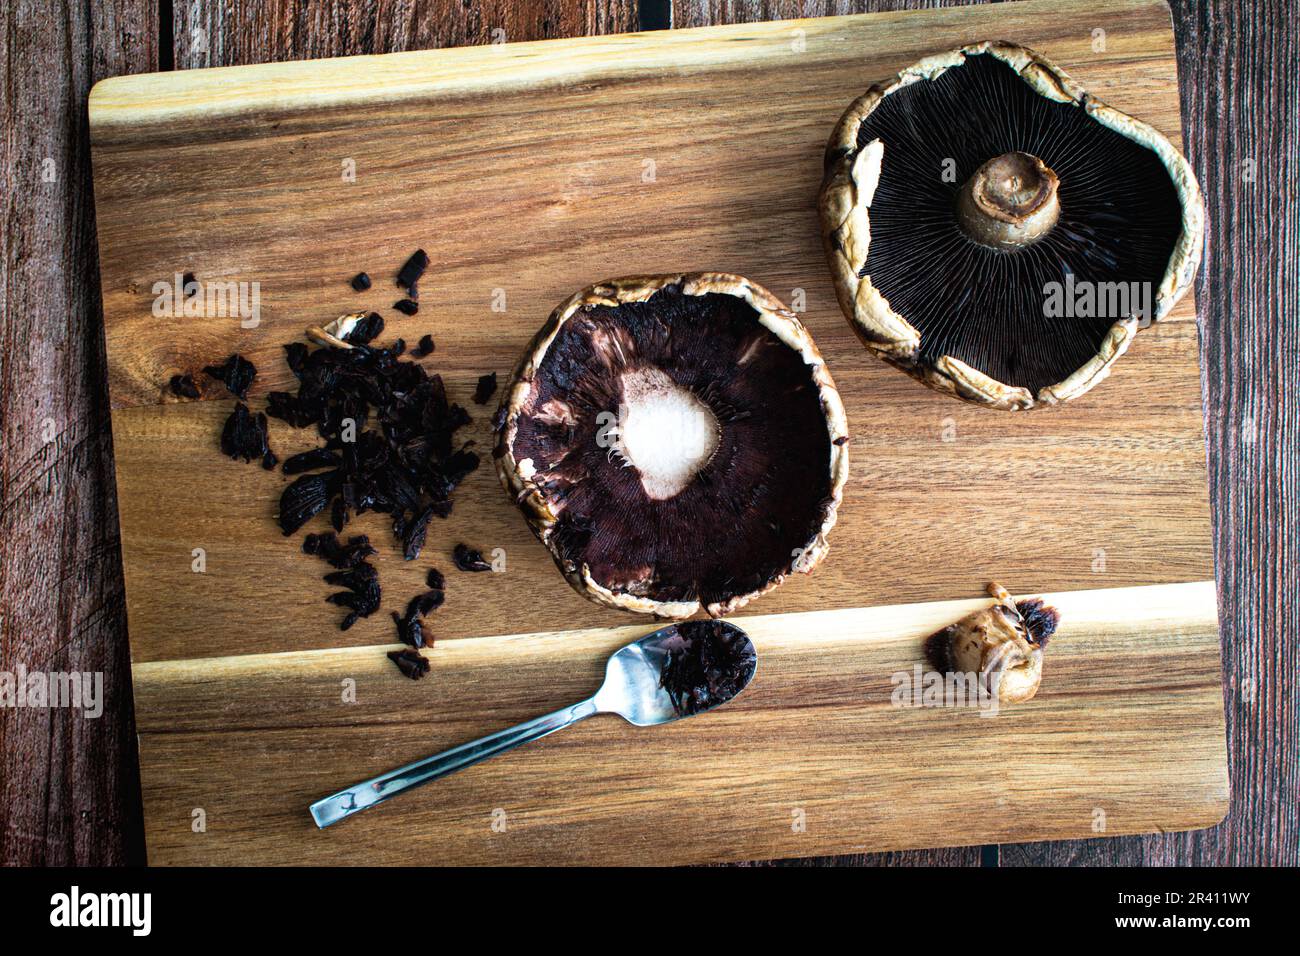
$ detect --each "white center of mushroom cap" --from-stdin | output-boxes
[615,367,720,500]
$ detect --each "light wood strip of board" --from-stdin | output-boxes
[89,0,1178,130]
[133,580,1227,865]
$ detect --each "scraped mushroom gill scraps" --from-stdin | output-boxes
[856,53,1182,393]
[659,620,757,717]
[174,251,498,678]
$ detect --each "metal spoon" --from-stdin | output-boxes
[309,620,757,828]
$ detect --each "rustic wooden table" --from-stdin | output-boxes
[0,0,1294,867]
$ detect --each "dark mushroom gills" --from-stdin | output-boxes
[495,274,849,618]
[821,42,1205,409]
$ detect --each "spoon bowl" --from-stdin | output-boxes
[597,619,755,726]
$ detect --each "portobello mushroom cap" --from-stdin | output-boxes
[495,273,849,618]
[820,41,1205,410]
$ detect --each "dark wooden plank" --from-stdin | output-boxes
[672,0,1300,867]
[172,0,639,67]
[671,0,980,30]
[0,0,156,866]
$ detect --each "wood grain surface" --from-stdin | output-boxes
[87,0,1225,864]
[0,0,1294,867]
[133,582,1225,865]
[0,0,155,867]
[92,0,1211,667]
[105,317,1209,666]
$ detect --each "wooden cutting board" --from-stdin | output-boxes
[90,0,1227,865]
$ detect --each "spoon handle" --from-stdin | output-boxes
[309,697,600,828]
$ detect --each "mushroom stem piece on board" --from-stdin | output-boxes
[820,42,1206,410]
[494,273,850,619]
[924,583,1060,704]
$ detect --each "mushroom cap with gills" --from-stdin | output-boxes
[494,273,849,619]
[819,41,1205,410]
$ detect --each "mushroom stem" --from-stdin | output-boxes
[956,151,1061,250]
